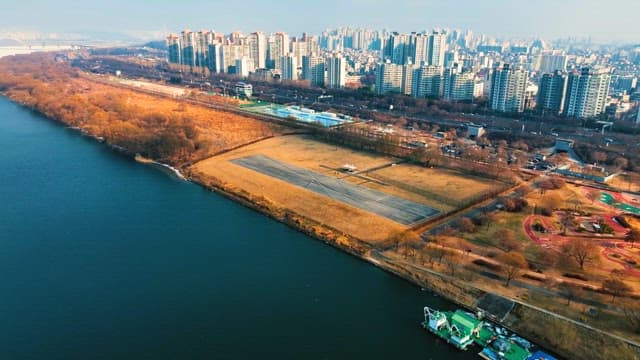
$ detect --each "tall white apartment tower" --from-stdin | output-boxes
[539,51,568,73]
[247,32,267,69]
[326,54,346,89]
[411,65,443,98]
[269,32,290,70]
[302,55,325,87]
[279,54,298,81]
[427,31,447,67]
[375,61,404,95]
[564,67,611,118]
[489,63,528,113]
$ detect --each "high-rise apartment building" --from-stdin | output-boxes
[180,30,197,70]
[408,32,429,65]
[220,43,250,74]
[539,52,568,73]
[207,43,223,73]
[376,62,404,95]
[167,34,181,65]
[411,65,443,98]
[269,32,290,70]
[613,76,637,93]
[195,30,214,68]
[235,57,254,78]
[302,55,325,87]
[443,68,475,102]
[279,54,298,81]
[564,67,611,118]
[537,70,568,114]
[326,54,346,89]
[427,31,447,67]
[247,32,267,69]
[489,64,528,113]
[383,32,410,65]
[290,38,308,68]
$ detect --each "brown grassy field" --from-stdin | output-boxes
[190,135,406,242]
[370,163,502,204]
[215,134,395,173]
[191,135,503,241]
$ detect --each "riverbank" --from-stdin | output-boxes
[134,154,187,181]
[2,89,639,359]
[187,162,640,360]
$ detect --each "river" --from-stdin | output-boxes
[0,96,476,359]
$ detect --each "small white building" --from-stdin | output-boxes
[467,124,486,138]
[234,82,253,98]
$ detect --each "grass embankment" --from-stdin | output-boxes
[189,135,407,242]
[0,53,281,166]
[187,169,373,257]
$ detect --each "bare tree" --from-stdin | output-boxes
[622,303,640,334]
[558,282,583,306]
[459,218,477,233]
[627,229,640,248]
[495,228,521,252]
[602,278,631,303]
[560,211,575,235]
[561,238,600,270]
[539,193,563,215]
[443,252,460,276]
[403,237,425,258]
[498,252,528,287]
[424,246,446,266]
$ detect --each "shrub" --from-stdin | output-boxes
[523,273,545,282]
[472,259,502,271]
[563,273,589,281]
[501,197,528,212]
[540,207,553,217]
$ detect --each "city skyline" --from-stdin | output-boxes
[1,0,639,43]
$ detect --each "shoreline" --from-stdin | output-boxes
[4,95,640,360]
[134,154,187,181]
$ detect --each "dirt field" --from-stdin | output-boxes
[190,135,502,242]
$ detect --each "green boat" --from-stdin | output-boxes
[422,306,535,360]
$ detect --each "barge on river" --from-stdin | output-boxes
[421,306,556,360]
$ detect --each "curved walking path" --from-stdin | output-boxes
[523,214,640,277]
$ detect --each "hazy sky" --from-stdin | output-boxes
[1,0,637,42]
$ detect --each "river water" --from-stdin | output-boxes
[0,97,476,359]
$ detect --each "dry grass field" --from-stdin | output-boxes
[215,135,395,173]
[191,135,503,242]
[191,136,405,242]
[370,164,502,205]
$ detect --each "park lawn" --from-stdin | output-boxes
[370,163,503,204]
[461,211,530,248]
